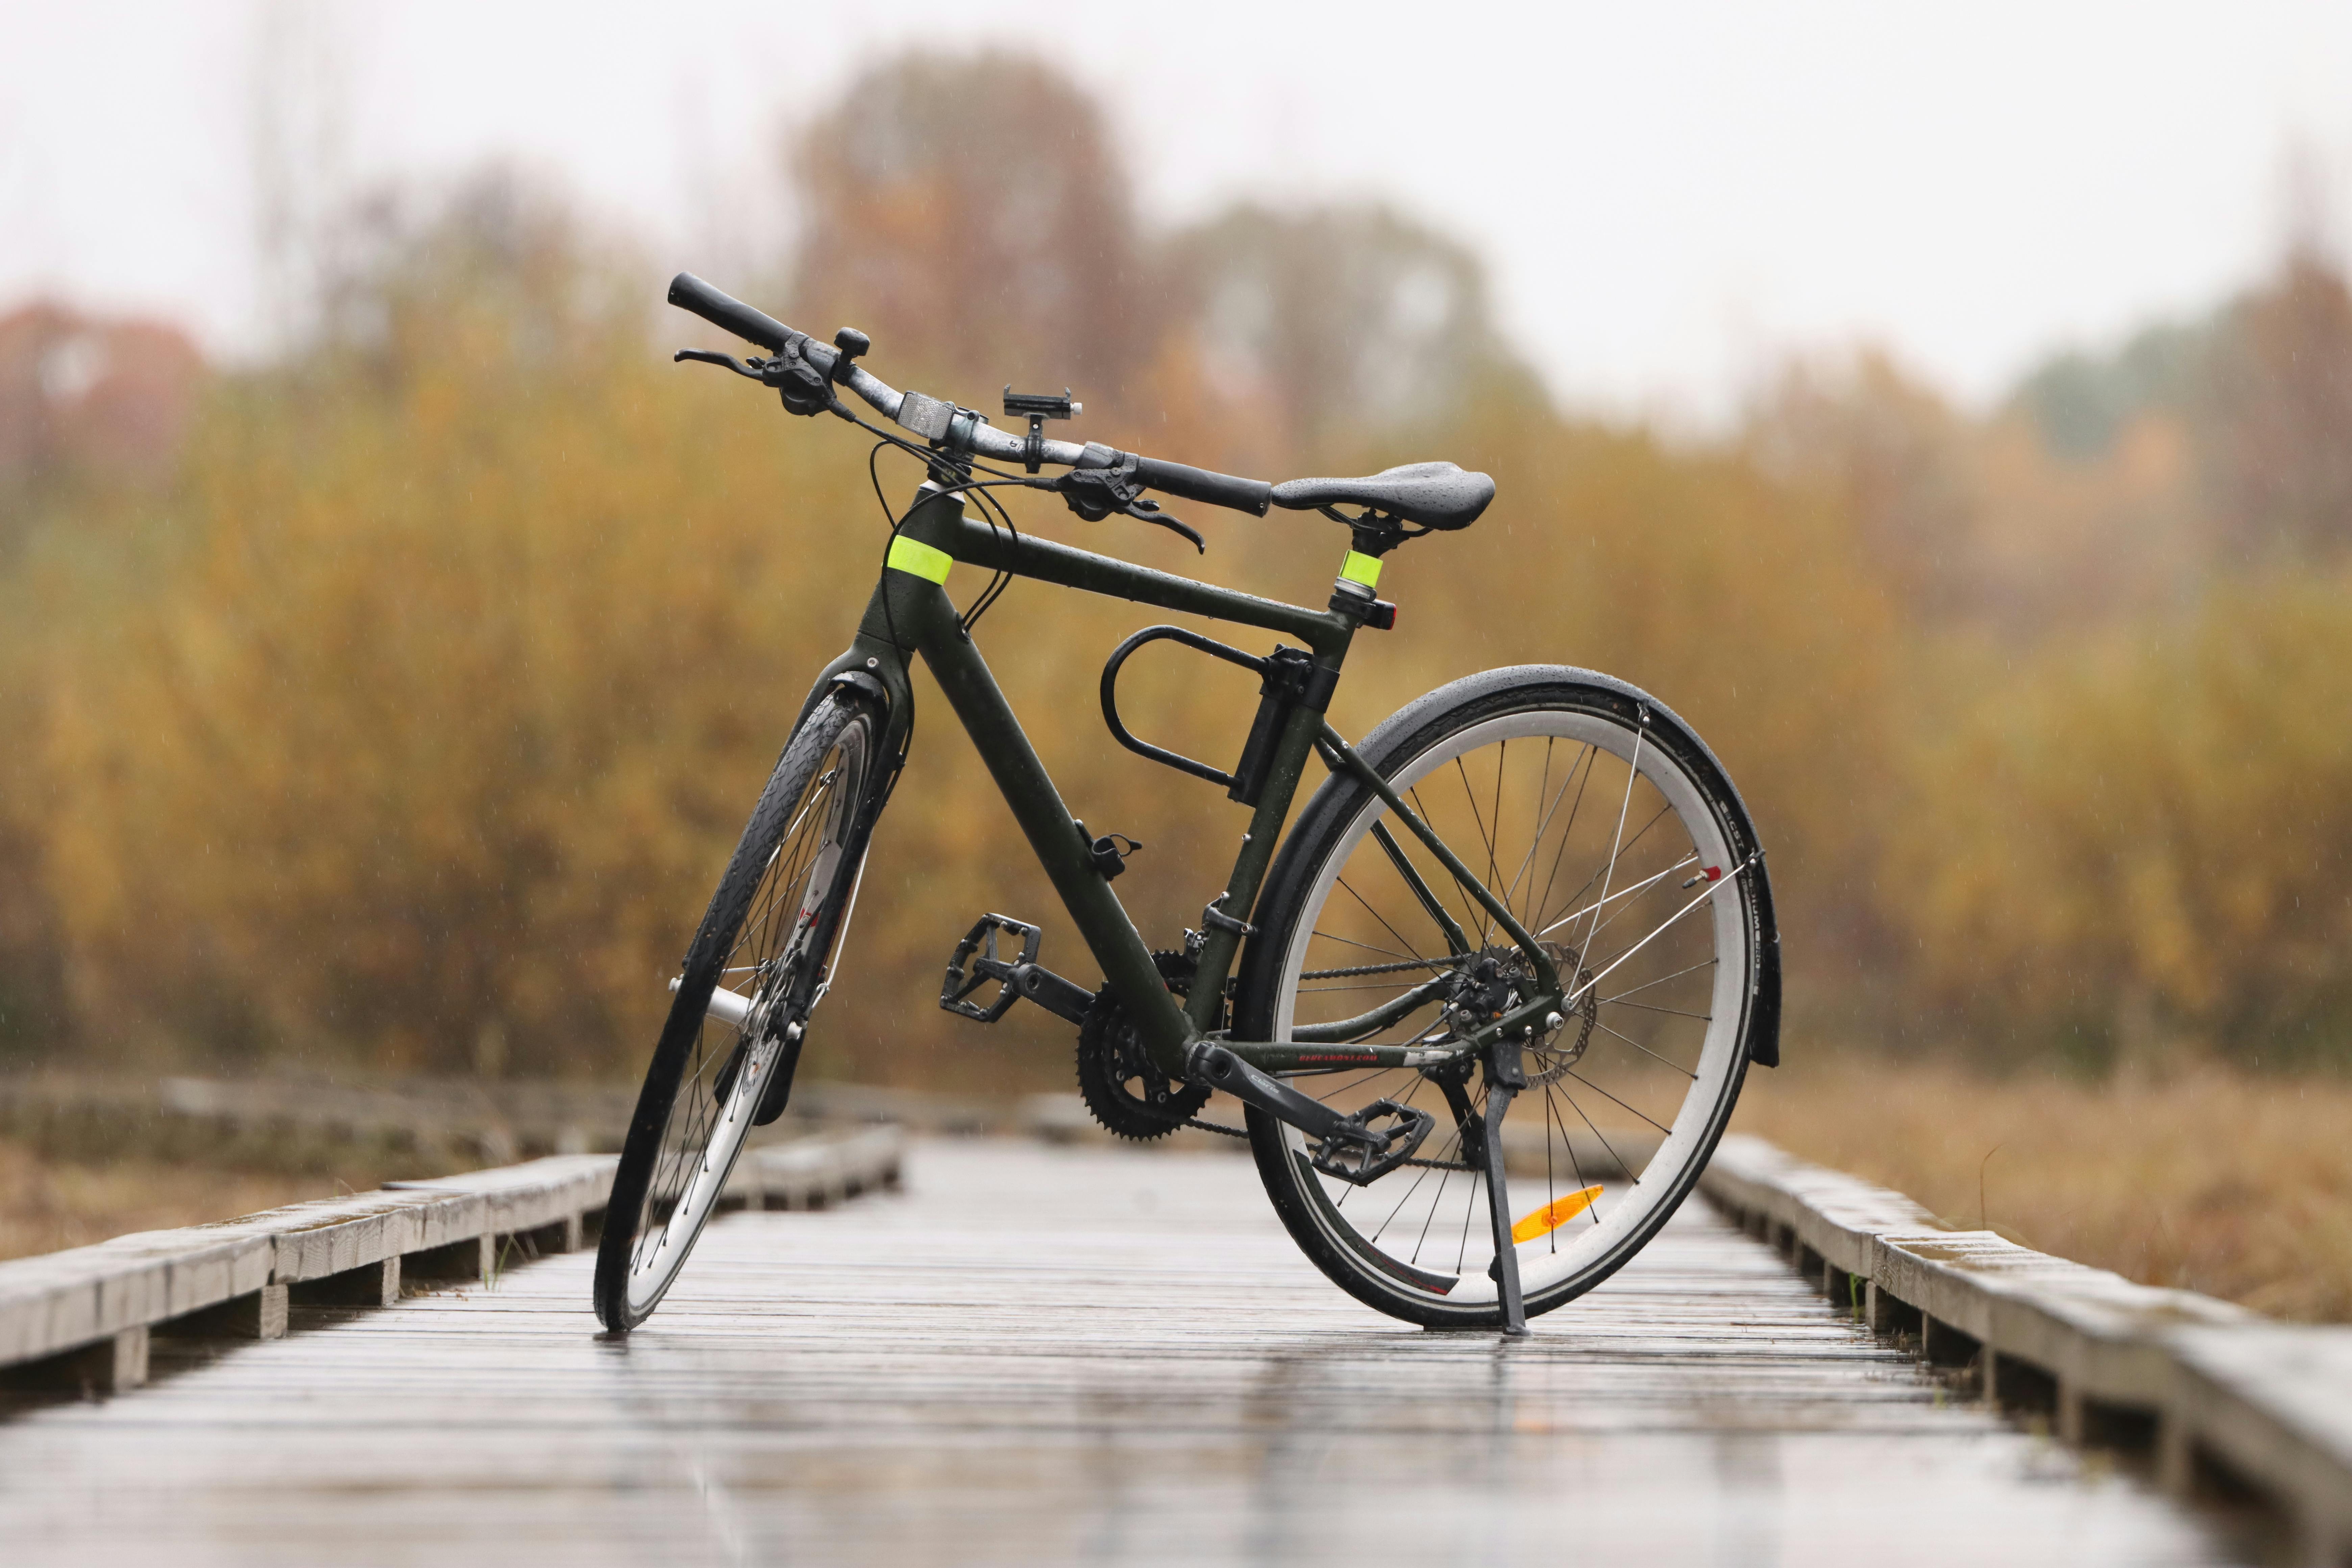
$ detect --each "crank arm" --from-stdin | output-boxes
[1004,961,1095,1024]
[1184,1041,1437,1186]
[1185,1042,1364,1143]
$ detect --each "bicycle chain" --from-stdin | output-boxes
[1084,948,1478,1172]
[1299,956,1459,980]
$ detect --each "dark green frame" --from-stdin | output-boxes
[805,484,1556,1079]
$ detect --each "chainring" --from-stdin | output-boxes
[1075,950,1214,1140]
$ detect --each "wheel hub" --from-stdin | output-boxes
[1452,941,1596,1086]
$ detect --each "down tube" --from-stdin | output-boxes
[905,586,1195,1072]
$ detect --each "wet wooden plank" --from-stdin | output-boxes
[0,1154,616,1384]
[1705,1129,2347,1561]
[2170,1325,2352,1560]
[0,1140,2242,1566]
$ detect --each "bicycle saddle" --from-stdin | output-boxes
[1269,462,1495,531]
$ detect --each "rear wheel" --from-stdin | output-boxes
[594,692,884,1331]
[1239,668,1773,1327]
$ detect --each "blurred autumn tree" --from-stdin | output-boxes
[1889,574,2352,1068]
[1755,239,2352,1065]
[2195,248,2352,563]
[0,49,2344,1086]
[785,51,1153,408]
[0,304,206,1053]
[32,177,882,1074]
[0,305,205,541]
[1165,203,1545,460]
[2007,241,2352,578]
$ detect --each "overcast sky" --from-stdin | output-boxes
[5,1,2349,419]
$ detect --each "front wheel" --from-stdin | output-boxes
[594,691,886,1332]
[1239,666,1777,1328]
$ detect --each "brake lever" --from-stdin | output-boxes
[677,344,837,418]
[1048,460,1206,553]
[674,348,764,380]
[1124,498,1205,553]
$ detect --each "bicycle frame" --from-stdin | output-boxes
[798,483,1561,1081]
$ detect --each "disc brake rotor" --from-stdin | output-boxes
[1522,940,1596,1088]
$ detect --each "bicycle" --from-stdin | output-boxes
[592,273,1782,1337]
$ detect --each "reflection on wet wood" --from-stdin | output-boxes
[0,1140,2239,1565]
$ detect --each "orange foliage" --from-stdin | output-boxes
[1,52,2347,1093]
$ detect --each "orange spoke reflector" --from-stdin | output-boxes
[1511,1185,1603,1244]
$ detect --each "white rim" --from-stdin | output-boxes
[623,718,870,1320]
[1272,707,1749,1308]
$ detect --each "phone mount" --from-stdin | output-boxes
[1003,387,1081,473]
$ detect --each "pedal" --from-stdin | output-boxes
[939,913,1095,1025]
[1309,1099,1437,1186]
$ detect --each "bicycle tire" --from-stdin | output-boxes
[1237,665,1774,1328]
[594,691,885,1331]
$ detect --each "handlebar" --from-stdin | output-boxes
[666,272,1272,519]
[1130,456,1274,517]
[666,272,792,354]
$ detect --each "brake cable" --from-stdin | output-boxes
[832,396,1204,557]
[860,432,1038,638]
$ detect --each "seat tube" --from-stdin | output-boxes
[1185,677,1343,1033]
[1185,544,1371,1031]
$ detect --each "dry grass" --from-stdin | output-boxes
[1732,1055,2352,1322]
[0,1139,372,1262]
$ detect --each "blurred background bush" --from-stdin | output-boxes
[2,46,2347,1096]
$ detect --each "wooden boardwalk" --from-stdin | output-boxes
[0,1139,2242,1566]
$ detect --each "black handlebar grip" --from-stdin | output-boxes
[1131,456,1273,517]
[667,272,793,353]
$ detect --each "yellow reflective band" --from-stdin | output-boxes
[887,536,953,584]
[1340,550,1383,588]
[1511,1184,1603,1244]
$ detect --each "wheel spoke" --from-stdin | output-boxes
[1308,929,1418,963]
[1560,1065,1675,1137]
[1334,875,1438,973]
[1534,801,1674,944]
[605,706,875,1329]
[1530,744,1598,938]
[1568,731,1645,969]
[1250,698,1755,1326]
[1598,957,1718,1004]
[1565,857,1756,1009]
[1548,1078,1639,1182]
[1590,1018,1699,1079]
[1536,851,1697,940]
[1602,997,1712,1023]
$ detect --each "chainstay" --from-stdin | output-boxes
[1175,1115,1478,1171]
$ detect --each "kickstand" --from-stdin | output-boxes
[1481,1082,1529,1337]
